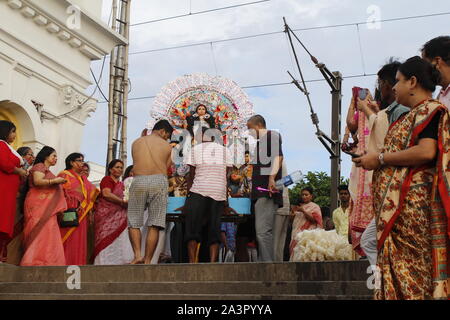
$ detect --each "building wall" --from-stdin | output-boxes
[87,161,106,187]
[70,0,103,19]
[0,0,125,173]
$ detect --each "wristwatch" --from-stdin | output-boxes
[378,153,385,166]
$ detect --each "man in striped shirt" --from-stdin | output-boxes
[184,127,233,263]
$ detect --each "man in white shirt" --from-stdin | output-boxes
[422,36,450,108]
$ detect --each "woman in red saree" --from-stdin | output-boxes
[58,153,99,265]
[289,187,323,261]
[93,159,133,265]
[0,121,28,263]
[21,147,68,266]
[355,56,450,300]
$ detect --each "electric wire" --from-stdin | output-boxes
[130,0,270,26]
[128,12,450,56]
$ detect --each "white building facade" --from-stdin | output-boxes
[0,0,125,173]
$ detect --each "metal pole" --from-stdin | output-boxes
[330,71,342,212]
[283,18,319,132]
[283,18,342,211]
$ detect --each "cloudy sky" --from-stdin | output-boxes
[81,0,450,178]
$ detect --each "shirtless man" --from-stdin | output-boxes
[128,120,174,264]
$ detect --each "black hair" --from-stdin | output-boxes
[107,159,124,175]
[338,185,349,192]
[378,58,401,87]
[124,165,134,180]
[301,186,314,195]
[34,146,56,165]
[247,114,266,128]
[153,119,174,135]
[0,120,16,141]
[17,146,32,157]
[65,153,84,170]
[398,56,441,92]
[422,36,450,64]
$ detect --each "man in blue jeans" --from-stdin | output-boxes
[247,115,284,262]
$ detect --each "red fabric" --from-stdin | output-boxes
[100,176,117,192]
[62,218,88,265]
[58,169,99,265]
[21,164,67,266]
[27,163,49,188]
[92,182,127,262]
[0,141,21,240]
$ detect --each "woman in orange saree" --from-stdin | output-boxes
[355,57,450,300]
[58,153,99,265]
[21,147,68,266]
[345,89,376,257]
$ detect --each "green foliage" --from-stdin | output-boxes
[288,171,349,208]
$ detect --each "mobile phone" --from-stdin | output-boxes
[358,88,368,100]
[343,150,361,158]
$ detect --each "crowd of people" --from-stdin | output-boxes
[347,36,450,300]
[0,35,449,300]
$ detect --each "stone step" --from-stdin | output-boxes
[0,261,372,283]
[0,281,372,296]
[0,293,374,300]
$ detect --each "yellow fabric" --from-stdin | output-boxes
[332,206,349,237]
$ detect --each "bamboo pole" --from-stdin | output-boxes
[106,0,118,171]
[112,0,126,162]
[119,0,131,168]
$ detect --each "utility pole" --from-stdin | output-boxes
[107,0,131,170]
[330,72,342,212]
[283,17,342,212]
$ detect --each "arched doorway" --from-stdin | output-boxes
[0,106,23,149]
[0,101,34,150]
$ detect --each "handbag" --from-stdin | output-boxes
[58,208,79,228]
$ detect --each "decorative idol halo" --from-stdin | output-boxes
[148,73,254,134]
